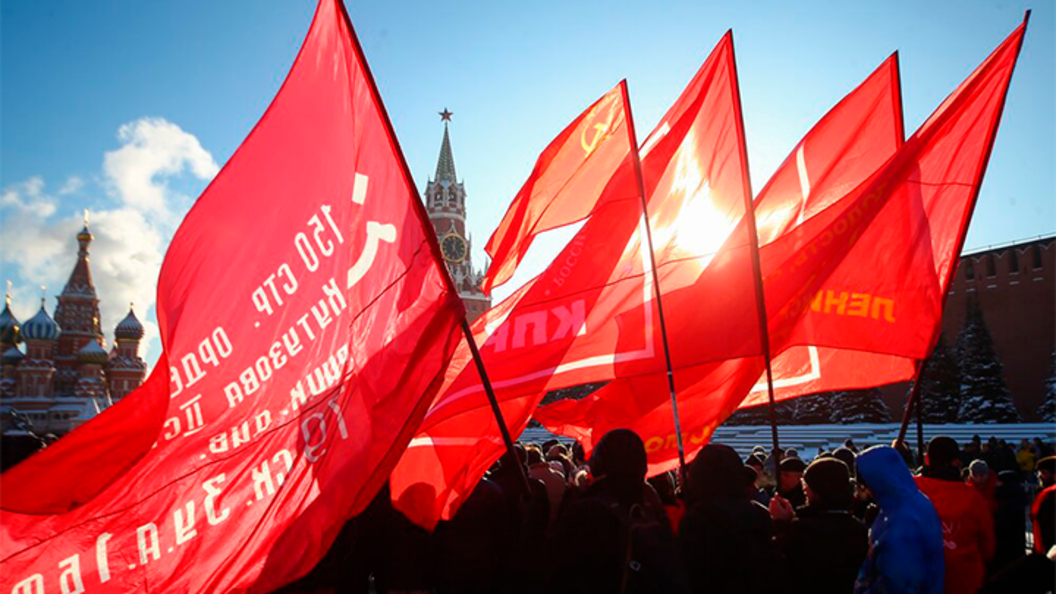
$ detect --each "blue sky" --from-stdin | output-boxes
[1,0,1052,364]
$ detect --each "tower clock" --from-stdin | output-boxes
[423,109,492,322]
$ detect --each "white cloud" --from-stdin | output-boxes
[0,117,218,364]
[103,117,218,220]
[58,176,84,196]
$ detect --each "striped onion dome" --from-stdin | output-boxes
[115,306,145,340]
[21,301,59,341]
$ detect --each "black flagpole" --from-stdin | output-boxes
[898,9,1031,463]
[727,32,783,480]
[340,3,530,496]
[619,80,688,480]
[896,358,928,461]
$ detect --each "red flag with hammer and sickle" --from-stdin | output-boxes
[482,83,638,295]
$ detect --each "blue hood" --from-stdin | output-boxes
[856,445,919,509]
[854,446,944,594]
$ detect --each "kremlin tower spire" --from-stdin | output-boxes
[423,109,491,322]
[434,108,458,184]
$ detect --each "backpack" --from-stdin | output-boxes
[599,494,690,594]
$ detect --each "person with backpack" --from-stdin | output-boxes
[550,429,687,593]
[680,444,780,594]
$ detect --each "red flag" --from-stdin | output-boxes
[738,53,912,407]
[390,33,756,529]
[541,18,1029,473]
[536,52,907,468]
[482,84,636,294]
[1,1,463,591]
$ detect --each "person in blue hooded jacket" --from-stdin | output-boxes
[854,446,944,594]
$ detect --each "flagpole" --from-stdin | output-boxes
[460,319,531,493]
[915,379,926,463]
[726,32,783,480]
[618,80,688,480]
[340,3,531,496]
[896,359,928,454]
[895,9,1030,460]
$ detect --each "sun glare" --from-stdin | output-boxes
[651,136,738,269]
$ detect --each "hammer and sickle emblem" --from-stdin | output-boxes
[580,102,618,155]
[580,122,610,154]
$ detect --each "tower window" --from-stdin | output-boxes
[1033,245,1043,269]
[964,259,975,280]
[1008,250,1019,273]
[985,254,996,277]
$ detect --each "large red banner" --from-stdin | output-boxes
[539,19,1028,474]
[0,1,463,591]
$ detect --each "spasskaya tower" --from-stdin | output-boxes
[424,109,491,322]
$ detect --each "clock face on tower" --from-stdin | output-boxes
[441,233,468,263]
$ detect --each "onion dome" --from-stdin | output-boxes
[2,346,24,366]
[77,340,109,365]
[22,300,60,341]
[0,296,19,344]
[77,224,93,244]
[78,211,94,244]
[115,305,145,340]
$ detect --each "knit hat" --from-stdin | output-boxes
[803,457,852,509]
[780,457,807,473]
[968,458,990,478]
[745,452,766,469]
[833,447,857,476]
[926,436,961,468]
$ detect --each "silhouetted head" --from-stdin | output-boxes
[926,436,962,470]
[803,457,853,510]
[779,456,807,493]
[686,444,746,504]
[833,447,857,477]
[590,429,647,489]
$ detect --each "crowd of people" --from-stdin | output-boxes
[288,431,1056,594]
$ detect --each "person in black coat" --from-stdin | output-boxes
[769,457,868,594]
[488,446,550,592]
[989,469,1028,575]
[434,477,511,593]
[550,429,686,594]
[680,444,780,594]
